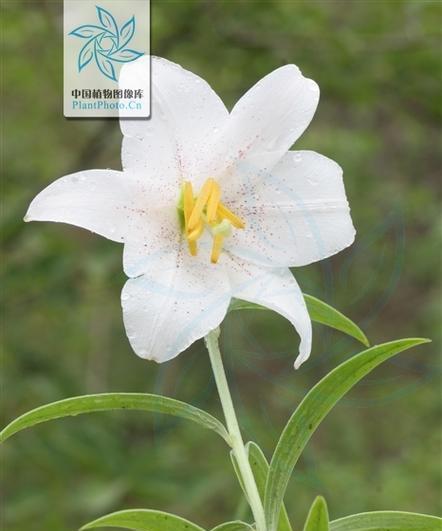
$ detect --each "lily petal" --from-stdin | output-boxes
[121,243,231,362]
[123,205,181,278]
[206,64,320,179]
[226,256,312,368]
[120,56,228,190]
[224,150,356,267]
[25,169,147,243]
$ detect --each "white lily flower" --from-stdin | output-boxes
[25,56,355,368]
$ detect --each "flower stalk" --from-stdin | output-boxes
[205,328,266,531]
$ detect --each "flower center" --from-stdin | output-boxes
[177,178,245,264]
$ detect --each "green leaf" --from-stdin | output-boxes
[330,510,442,530]
[211,522,254,531]
[303,294,369,347]
[80,509,206,530]
[230,450,246,496]
[264,338,431,531]
[229,294,369,347]
[0,393,229,444]
[230,442,292,531]
[246,442,292,531]
[303,496,329,531]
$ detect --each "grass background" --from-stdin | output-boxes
[1,0,441,529]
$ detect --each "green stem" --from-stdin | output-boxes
[205,328,266,531]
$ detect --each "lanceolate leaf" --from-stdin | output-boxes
[330,510,442,530]
[246,442,292,531]
[230,442,292,531]
[230,450,246,496]
[211,522,254,531]
[80,509,205,530]
[0,393,229,444]
[264,338,430,531]
[303,497,329,531]
[229,294,369,347]
[303,294,369,347]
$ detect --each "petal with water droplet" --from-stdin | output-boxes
[121,242,231,362]
[120,56,229,189]
[205,64,320,179]
[224,150,355,267]
[226,255,312,368]
[25,169,149,244]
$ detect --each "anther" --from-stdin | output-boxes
[211,234,224,264]
[188,179,214,231]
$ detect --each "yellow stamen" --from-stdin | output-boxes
[188,240,197,256]
[187,220,204,242]
[217,202,245,229]
[211,234,224,264]
[178,178,245,264]
[188,179,214,231]
[207,180,221,223]
[183,181,194,227]
[183,181,198,255]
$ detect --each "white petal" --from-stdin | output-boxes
[206,65,320,179]
[25,169,149,243]
[121,243,231,362]
[224,150,356,267]
[120,56,228,189]
[123,204,181,277]
[226,256,312,368]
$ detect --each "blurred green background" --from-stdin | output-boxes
[1,0,441,529]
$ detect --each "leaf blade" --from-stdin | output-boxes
[0,393,229,444]
[303,294,369,347]
[229,294,369,347]
[246,442,292,531]
[230,442,293,531]
[264,338,431,531]
[303,496,329,531]
[211,522,254,531]
[80,509,206,531]
[330,510,442,530]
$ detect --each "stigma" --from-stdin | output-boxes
[178,178,245,263]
